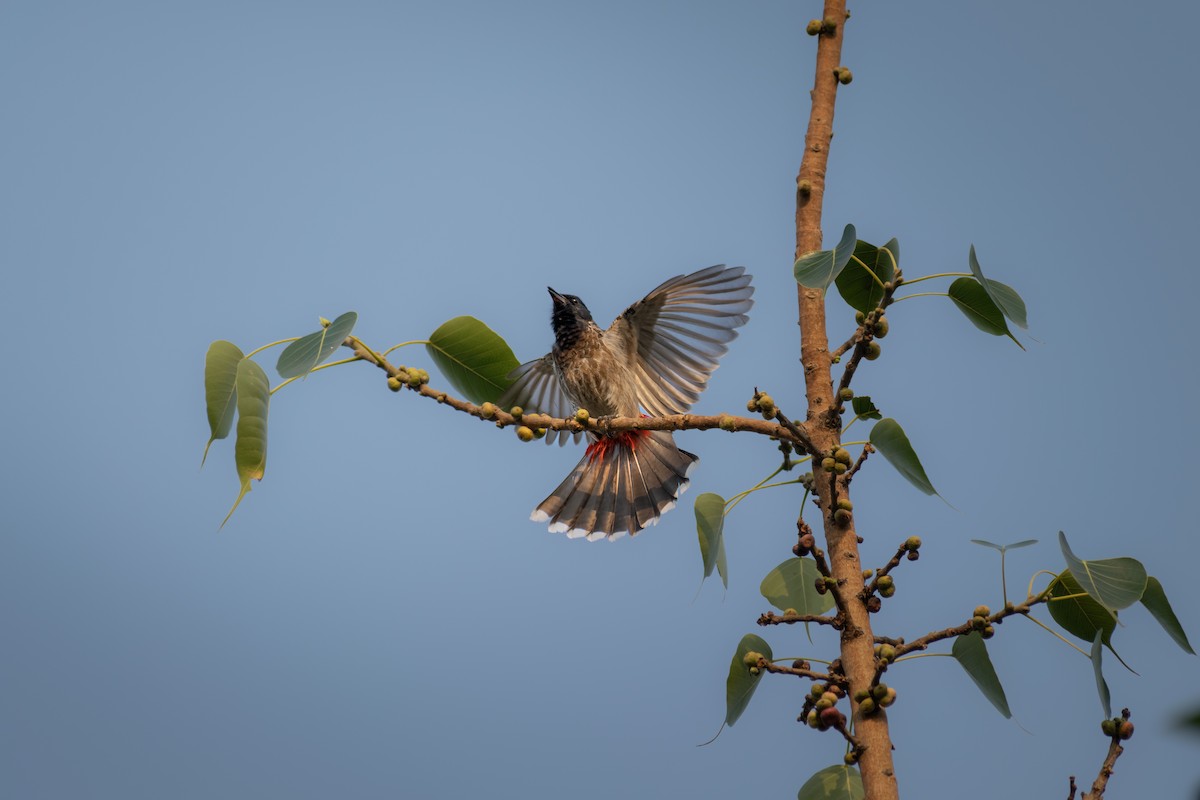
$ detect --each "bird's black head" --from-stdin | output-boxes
[548,287,593,350]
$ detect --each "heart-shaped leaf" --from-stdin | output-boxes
[795,224,857,290]
[222,358,271,527]
[1046,569,1116,646]
[695,493,728,588]
[1058,532,1147,612]
[426,316,520,404]
[952,631,1012,718]
[276,311,359,379]
[725,633,773,727]
[1091,630,1112,719]
[203,341,244,466]
[834,238,897,313]
[948,278,1023,349]
[869,418,937,496]
[760,558,834,616]
[797,765,865,800]
[969,245,1028,329]
[1140,576,1195,654]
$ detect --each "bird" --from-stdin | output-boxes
[499,264,754,541]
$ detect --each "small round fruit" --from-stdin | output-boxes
[839,387,855,401]
[905,535,922,550]
[880,687,897,707]
[877,644,896,663]
[836,67,854,85]
[834,448,852,465]
[806,19,822,35]
[871,683,889,701]
[981,625,995,639]
[575,408,590,423]
[834,508,852,525]
[1118,720,1135,740]
[516,426,535,442]
[855,311,866,325]
[387,376,403,392]
[836,498,854,511]
[822,457,837,472]
[974,605,991,618]
[743,651,763,668]
[1101,719,1117,736]
[479,402,497,419]
[857,697,877,716]
[874,316,890,337]
[509,406,524,419]
[864,342,882,360]
[879,584,896,598]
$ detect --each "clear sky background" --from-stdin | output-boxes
[3,2,1197,798]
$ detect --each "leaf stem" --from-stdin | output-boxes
[1021,614,1090,658]
[269,356,361,396]
[900,272,970,286]
[244,338,298,359]
[890,292,948,303]
[849,254,885,288]
[382,339,432,357]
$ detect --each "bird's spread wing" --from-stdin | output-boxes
[497,354,581,446]
[609,265,753,417]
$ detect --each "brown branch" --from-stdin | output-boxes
[758,611,840,627]
[893,594,1047,658]
[1081,709,1132,800]
[844,442,872,482]
[1068,776,1077,800]
[773,408,820,456]
[344,338,800,444]
[864,537,911,596]
[761,659,837,684]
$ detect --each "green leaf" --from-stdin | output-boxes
[1046,569,1116,647]
[221,358,270,528]
[797,764,865,800]
[948,278,1023,349]
[951,632,1012,718]
[276,311,359,379]
[970,538,1037,552]
[834,238,897,313]
[426,316,520,404]
[203,340,244,466]
[695,493,728,589]
[1140,577,1195,654]
[850,396,881,421]
[794,224,857,290]
[869,418,937,496]
[1058,531,1148,611]
[1091,630,1112,719]
[969,245,1028,329]
[725,633,773,727]
[760,558,834,616]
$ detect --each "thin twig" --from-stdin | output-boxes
[893,594,1047,658]
[758,611,840,627]
[1081,709,1131,800]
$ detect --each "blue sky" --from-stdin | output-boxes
[3,1,1197,798]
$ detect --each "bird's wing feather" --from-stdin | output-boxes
[608,265,753,417]
[498,353,581,446]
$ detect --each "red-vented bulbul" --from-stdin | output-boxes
[500,265,753,541]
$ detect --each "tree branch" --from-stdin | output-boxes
[893,595,1047,658]
[1081,709,1132,800]
[345,338,801,443]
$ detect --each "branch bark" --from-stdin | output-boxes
[793,5,900,799]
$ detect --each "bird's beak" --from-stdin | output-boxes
[547,287,567,304]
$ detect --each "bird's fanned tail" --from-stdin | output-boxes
[531,430,698,541]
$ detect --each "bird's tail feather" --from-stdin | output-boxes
[531,430,697,541]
